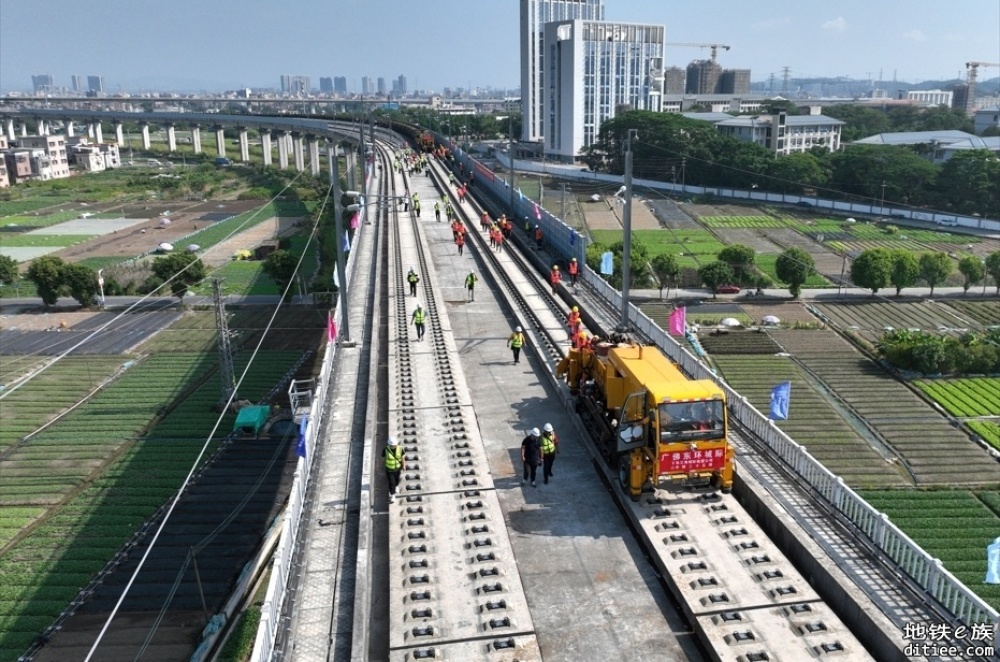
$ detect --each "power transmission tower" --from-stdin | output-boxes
[213,279,237,411]
[768,73,776,95]
[781,66,791,95]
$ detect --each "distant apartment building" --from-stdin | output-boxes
[66,137,121,172]
[907,89,953,106]
[32,74,55,93]
[718,69,750,95]
[4,149,34,184]
[334,76,348,94]
[974,105,1000,135]
[361,76,374,95]
[71,75,82,92]
[662,95,767,114]
[280,74,310,95]
[18,135,71,179]
[543,19,665,162]
[319,77,334,93]
[520,0,605,143]
[377,77,387,95]
[686,60,721,95]
[87,75,105,93]
[393,75,407,96]
[683,108,844,155]
[663,67,686,94]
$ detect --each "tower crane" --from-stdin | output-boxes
[664,42,731,63]
[964,61,1000,111]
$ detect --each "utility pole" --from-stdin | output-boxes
[213,279,236,410]
[560,183,567,220]
[330,143,351,344]
[359,119,369,227]
[619,129,637,332]
[508,116,516,218]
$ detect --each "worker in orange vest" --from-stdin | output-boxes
[568,257,579,286]
[481,212,491,232]
[451,219,462,241]
[549,265,561,294]
[567,306,581,330]
[494,229,504,252]
[573,330,589,350]
[534,225,543,250]
[456,231,465,256]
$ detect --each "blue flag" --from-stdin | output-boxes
[769,381,791,420]
[296,416,309,459]
[600,251,614,275]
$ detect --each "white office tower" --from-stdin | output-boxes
[544,20,665,162]
[520,0,604,142]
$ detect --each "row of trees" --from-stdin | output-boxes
[583,111,1000,218]
[877,328,1000,375]
[850,249,1000,295]
[583,237,1000,300]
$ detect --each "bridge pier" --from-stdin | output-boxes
[191,127,202,154]
[114,122,124,146]
[93,122,103,144]
[292,133,305,172]
[278,130,290,169]
[308,136,320,176]
[66,121,75,137]
[238,128,249,163]
[5,119,14,142]
[140,123,151,150]
[36,119,47,135]
[261,129,272,167]
[166,125,177,152]
[215,126,226,157]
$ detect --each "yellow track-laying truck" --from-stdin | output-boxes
[558,342,734,499]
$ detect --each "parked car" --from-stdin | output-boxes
[715,284,741,294]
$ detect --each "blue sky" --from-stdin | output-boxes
[1,0,997,93]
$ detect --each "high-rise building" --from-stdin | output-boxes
[71,75,82,92]
[395,75,407,96]
[663,67,686,94]
[319,77,334,93]
[685,60,721,95]
[520,0,605,143]
[361,76,374,95]
[280,75,310,95]
[31,74,55,93]
[718,69,750,95]
[377,77,387,95]
[87,75,105,93]
[543,20,665,162]
[334,76,348,94]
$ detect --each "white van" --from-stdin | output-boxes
[936,217,959,227]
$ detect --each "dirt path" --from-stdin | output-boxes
[202,216,303,268]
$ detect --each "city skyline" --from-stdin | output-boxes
[1,0,997,94]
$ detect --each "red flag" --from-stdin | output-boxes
[349,211,360,229]
[328,312,337,341]
[668,307,686,336]
[534,202,541,220]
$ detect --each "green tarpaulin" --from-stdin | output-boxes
[234,405,270,435]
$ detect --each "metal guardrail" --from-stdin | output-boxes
[585,267,1000,630]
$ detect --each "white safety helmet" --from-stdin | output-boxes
[515,326,522,332]
[388,436,399,447]
[531,427,540,437]
[543,423,554,433]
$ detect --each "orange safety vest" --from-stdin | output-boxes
[567,311,580,327]
[550,269,560,285]
[568,261,579,276]
[456,233,465,246]
[535,228,543,241]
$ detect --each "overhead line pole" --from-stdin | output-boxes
[619,129,637,332]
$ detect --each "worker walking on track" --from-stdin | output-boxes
[384,437,405,502]
[541,423,559,484]
[568,257,579,286]
[407,268,420,297]
[456,231,465,256]
[567,306,581,330]
[411,304,426,341]
[434,201,441,222]
[507,325,526,364]
[534,225,543,250]
[465,271,478,301]
[549,265,561,294]
[521,427,542,487]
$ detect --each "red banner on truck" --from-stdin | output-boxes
[659,447,727,475]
